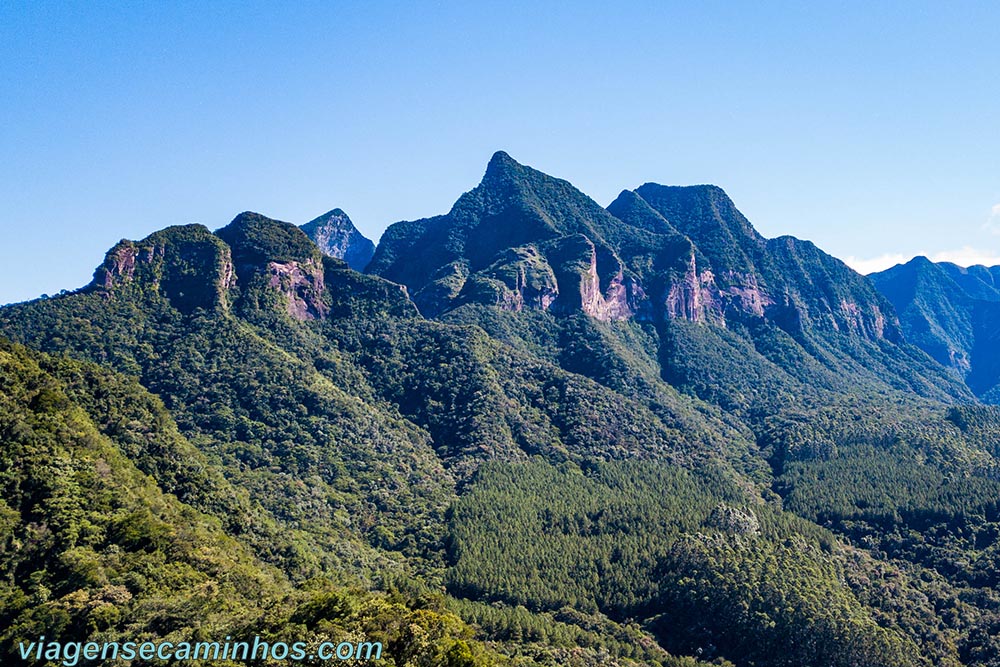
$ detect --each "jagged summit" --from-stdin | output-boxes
[368,151,640,319]
[69,208,411,325]
[367,152,900,348]
[464,151,539,216]
[1,150,997,666]
[69,150,910,359]
[300,208,375,271]
[89,223,235,315]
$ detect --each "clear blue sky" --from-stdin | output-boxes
[3,1,1000,304]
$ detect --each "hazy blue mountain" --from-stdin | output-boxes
[871,257,1000,400]
[938,261,1000,301]
[301,208,376,271]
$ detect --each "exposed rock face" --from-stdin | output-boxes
[840,299,884,338]
[369,152,657,321]
[664,252,719,323]
[658,260,775,326]
[92,214,341,322]
[266,258,328,320]
[301,209,375,272]
[413,260,473,316]
[216,212,329,321]
[706,504,760,537]
[445,247,559,315]
[763,235,901,343]
[367,152,903,345]
[545,234,636,322]
[96,241,139,287]
[92,225,235,314]
[721,271,773,318]
[411,235,650,322]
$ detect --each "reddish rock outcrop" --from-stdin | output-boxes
[266,258,328,320]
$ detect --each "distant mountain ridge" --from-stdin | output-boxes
[300,208,375,271]
[871,257,1000,401]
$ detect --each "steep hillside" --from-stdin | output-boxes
[0,211,754,664]
[301,208,376,272]
[871,258,976,372]
[872,258,1000,401]
[7,154,1000,665]
[0,340,524,667]
[371,152,968,416]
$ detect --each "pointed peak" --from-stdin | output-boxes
[906,255,935,267]
[483,150,525,181]
[488,149,517,167]
[301,208,374,272]
[610,188,642,205]
[307,208,350,223]
[302,208,354,232]
[607,189,680,236]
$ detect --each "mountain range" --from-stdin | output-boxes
[871,257,1000,402]
[3,152,1000,666]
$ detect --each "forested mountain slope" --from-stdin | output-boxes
[0,339,513,666]
[872,257,1000,402]
[4,153,1000,665]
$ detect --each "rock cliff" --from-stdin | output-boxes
[300,208,375,272]
[368,152,900,344]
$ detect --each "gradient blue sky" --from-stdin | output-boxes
[3,1,1000,305]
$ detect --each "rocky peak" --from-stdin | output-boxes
[216,212,328,320]
[300,208,375,272]
[370,152,644,318]
[91,224,235,315]
[482,150,522,182]
[368,152,903,345]
[95,240,140,288]
[473,150,537,204]
[606,189,678,235]
[543,234,640,322]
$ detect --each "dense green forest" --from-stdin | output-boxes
[5,153,1000,665]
